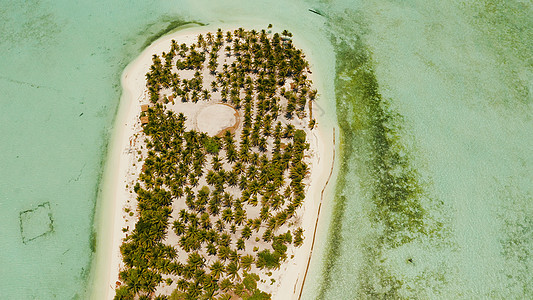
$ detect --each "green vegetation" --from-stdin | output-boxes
[116,27,316,299]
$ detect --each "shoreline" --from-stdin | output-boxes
[297,127,335,299]
[90,23,336,300]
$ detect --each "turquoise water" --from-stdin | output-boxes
[0,1,187,298]
[308,0,533,299]
[1,0,531,299]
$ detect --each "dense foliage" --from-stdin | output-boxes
[116,26,316,299]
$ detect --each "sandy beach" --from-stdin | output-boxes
[90,23,336,300]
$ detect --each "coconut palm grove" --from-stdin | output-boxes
[114,27,319,299]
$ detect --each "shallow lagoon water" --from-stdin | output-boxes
[0,0,531,299]
[0,1,190,298]
[312,0,532,298]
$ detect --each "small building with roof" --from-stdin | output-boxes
[140,116,149,125]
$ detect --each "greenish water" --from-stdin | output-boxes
[0,0,531,299]
[308,0,532,299]
[0,1,193,298]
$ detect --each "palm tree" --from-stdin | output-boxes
[211,155,222,171]
[156,258,173,274]
[188,214,199,229]
[241,225,252,240]
[293,227,304,247]
[202,89,211,101]
[236,27,245,38]
[232,161,244,175]
[208,198,221,216]
[262,228,273,243]
[226,147,238,163]
[219,233,231,247]
[206,32,214,45]
[197,33,205,48]
[185,193,196,210]
[141,269,162,295]
[120,268,142,295]
[186,281,202,299]
[226,170,238,187]
[210,80,218,92]
[114,286,132,299]
[187,252,205,270]
[225,31,233,43]
[238,175,248,191]
[170,261,183,276]
[251,218,262,232]
[219,278,233,292]
[221,208,233,224]
[210,260,225,279]
[200,212,211,229]
[178,209,190,223]
[177,278,189,291]
[240,255,254,272]
[217,246,230,261]
[207,243,217,256]
[215,219,225,232]
[236,238,245,251]
[226,261,240,280]
[171,185,184,199]
[260,206,270,222]
[202,274,219,298]
[206,170,217,186]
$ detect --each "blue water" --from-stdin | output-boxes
[0,0,531,299]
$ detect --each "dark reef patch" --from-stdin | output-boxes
[141,19,206,50]
[317,14,445,298]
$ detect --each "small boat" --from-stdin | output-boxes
[308,8,324,16]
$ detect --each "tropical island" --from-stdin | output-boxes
[102,25,335,300]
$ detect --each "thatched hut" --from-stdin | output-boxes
[140,116,149,125]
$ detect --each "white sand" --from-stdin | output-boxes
[268,29,337,300]
[90,23,336,300]
[197,104,237,136]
